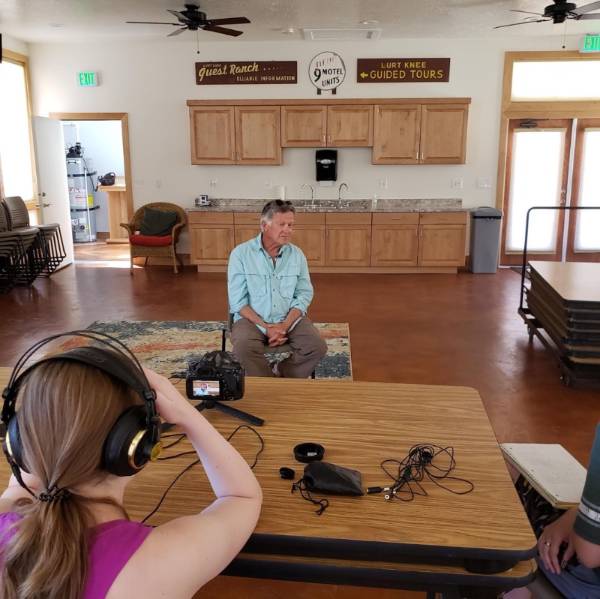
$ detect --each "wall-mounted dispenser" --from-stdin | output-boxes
[316,149,337,185]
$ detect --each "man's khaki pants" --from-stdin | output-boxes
[231,317,327,378]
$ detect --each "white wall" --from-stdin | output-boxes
[28,35,579,216]
[2,34,28,55]
[62,120,124,232]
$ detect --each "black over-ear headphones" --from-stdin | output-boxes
[1,331,162,495]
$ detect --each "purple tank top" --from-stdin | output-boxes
[0,512,152,599]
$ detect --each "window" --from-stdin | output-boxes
[512,60,600,101]
[0,51,35,202]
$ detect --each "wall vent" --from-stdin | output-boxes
[302,28,382,41]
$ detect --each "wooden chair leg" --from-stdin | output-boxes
[172,251,178,274]
[144,257,149,267]
[130,251,134,275]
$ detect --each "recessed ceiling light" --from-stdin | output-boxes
[360,20,379,25]
[281,27,296,34]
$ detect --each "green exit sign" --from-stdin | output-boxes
[580,34,600,53]
[77,71,98,87]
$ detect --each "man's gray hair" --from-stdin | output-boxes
[260,200,295,225]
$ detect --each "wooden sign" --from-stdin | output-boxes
[357,58,450,83]
[195,61,297,85]
[309,52,346,95]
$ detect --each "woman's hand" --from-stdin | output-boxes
[143,368,197,426]
[538,507,578,574]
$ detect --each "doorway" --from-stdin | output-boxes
[500,117,600,265]
[50,112,133,266]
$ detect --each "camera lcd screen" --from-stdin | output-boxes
[192,380,220,397]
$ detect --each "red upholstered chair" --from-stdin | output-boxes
[121,202,187,274]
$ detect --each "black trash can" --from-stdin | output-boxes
[470,207,502,273]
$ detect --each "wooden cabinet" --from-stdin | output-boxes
[189,106,281,165]
[325,213,371,267]
[189,212,234,265]
[189,106,236,165]
[281,106,327,147]
[418,212,467,267]
[189,99,469,165]
[372,105,421,164]
[372,103,468,165]
[281,105,372,148]
[235,106,281,165]
[420,104,468,164]
[371,213,419,266]
[233,213,260,245]
[327,105,373,147]
[189,209,466,272]
[293,213,326,266]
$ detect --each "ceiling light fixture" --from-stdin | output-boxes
[360,19,379,25]
[281,27,296,34]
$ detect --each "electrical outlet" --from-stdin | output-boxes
[265,180,272,188]
[209,179,218,187]
[477,177,492,189]
[378,177,388,189]
[451,178,464,190]
[155,179,162,189]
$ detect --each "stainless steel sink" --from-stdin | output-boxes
[293,199,372,211]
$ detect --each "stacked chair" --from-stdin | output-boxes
[0,196,66,291]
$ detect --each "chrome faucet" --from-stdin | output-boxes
[301,183,315,201]
[338,182,348,200]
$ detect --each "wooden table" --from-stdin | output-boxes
[0,371,537,596]
[529,261,600,305]
[97,176,128,244]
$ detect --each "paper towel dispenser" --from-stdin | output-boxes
[316,149,337,182]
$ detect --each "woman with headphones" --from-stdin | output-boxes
[0,333,262,598]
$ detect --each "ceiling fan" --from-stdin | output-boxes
[495,0,600,28]
[126,3,250,37]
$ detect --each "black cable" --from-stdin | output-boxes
[142,424,264,524]
[377,443,474,502]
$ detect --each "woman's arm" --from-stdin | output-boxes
[111,370,262,598]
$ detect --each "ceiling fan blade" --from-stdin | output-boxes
[494,18,549,28]
[202,25,244,36]
[205,17,251,25]
[572,0,600,13]
[167,27,188,37]
[126,21,181,25]
[510,9,543,16]
[577,11,600,18]
[167,9,191,23]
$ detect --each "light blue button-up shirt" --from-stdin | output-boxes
[228,233,314,324]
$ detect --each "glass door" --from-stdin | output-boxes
[566,119,600,262]
[500,119,572,265]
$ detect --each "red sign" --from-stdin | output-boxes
[357,58,450,83]
[196,61,297,85]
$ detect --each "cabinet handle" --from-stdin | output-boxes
[322,135,326,145]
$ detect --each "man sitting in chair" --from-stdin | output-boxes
[227,200,327,377]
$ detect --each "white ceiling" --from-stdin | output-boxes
[1,0,600,43]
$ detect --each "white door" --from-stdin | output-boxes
[32,116,74,268]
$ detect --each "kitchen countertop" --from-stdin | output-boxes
[187,198,464,213]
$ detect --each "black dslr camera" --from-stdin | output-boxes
[186,351,245,401]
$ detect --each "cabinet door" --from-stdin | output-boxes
[420,104,468,164]
[372,105,421,164]
[234,225,260,246]
[281,106,326,147]
[371,225,419,266]
[327,105,373,147]
[190,226,234,265]
[418,225,466,267]
[326,225,371,267]
[293,226,326,266]
[189,107,235,164]
[235,106,282,165]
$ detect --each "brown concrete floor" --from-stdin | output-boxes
[1,245,598,598]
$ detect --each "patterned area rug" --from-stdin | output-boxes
[87,320,352,380]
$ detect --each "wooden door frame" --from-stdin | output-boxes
[566,118,600,262]
[49,112,133,220]
[500,118,572,266]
